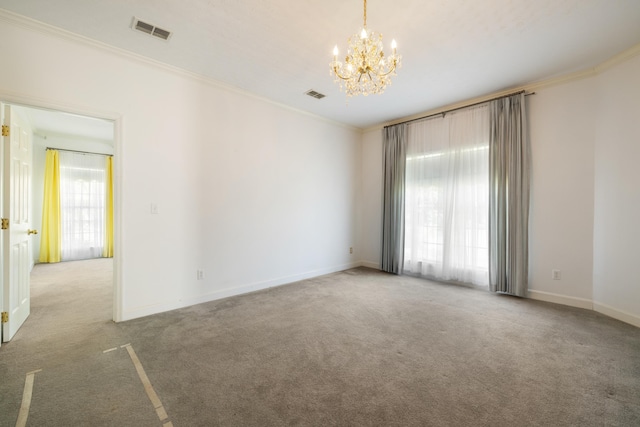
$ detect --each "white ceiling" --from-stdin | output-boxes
[14,105,114,143]
[2,0,640,129]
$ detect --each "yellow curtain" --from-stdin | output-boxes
[39,149,61,263]
[103,156,114,258]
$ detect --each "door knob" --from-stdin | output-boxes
[27,229,38,235]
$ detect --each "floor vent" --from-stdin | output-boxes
[132,17,172,41]
[305,90,326,99]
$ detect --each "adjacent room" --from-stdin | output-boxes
[1,0,639,425]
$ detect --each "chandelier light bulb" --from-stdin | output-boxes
[330,0,401,97]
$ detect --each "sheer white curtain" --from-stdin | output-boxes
[59,151,107,261]
[404,105,490,286]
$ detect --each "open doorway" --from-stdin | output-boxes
[12,104,115,336]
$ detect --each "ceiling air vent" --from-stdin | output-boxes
[305,90,326,100]
[132,17,172,41]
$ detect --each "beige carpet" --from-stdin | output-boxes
[19,258,113,343]
[1,262,640,426]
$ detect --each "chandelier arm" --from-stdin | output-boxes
[376,61,398,77]
[332,66,354,80]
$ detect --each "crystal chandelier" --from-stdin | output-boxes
[330,0,401,97]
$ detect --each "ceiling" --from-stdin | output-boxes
[15,106,115,143]
[1,0,640,129]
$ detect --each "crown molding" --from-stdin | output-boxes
[0,8,360,133]
[3,7,638,136]
[365,41,640,133]
[594,42,640,74]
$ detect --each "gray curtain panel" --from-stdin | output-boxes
[488,93,530,296]
[381,124,408,274]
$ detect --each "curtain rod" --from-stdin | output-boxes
[46,147,113,157]
[383,90,535,129]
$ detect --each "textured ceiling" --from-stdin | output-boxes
[1,0,640,129]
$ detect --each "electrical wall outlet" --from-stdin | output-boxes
[197,269,205,280]
[552,269,561,280]
[350,247,353,254]
[150,203,159,214]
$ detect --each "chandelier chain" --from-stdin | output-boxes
[363,0,367,27]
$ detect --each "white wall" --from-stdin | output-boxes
[0,16,361,320]
[30,132,114,263]
[360,129,383,268]
[527,79,596,306]
[592,54,640,325]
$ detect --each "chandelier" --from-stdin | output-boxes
[330,0,401,97]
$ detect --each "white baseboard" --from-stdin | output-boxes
[360,260,380,270]
[122,261,362,321]
[529,290,640,328]
[121,265,640,330]
[122,300,188,322]
[527,289,593,310]
[593,301,640,328]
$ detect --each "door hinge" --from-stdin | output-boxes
[1,218,8,230]
[1,312,7,323]
[1,125,8,137]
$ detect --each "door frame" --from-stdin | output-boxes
[0,92,123,323]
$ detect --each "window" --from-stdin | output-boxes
[59,151,108,261]
[403,105,490,286]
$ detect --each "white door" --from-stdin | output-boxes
[1,104,33,342]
